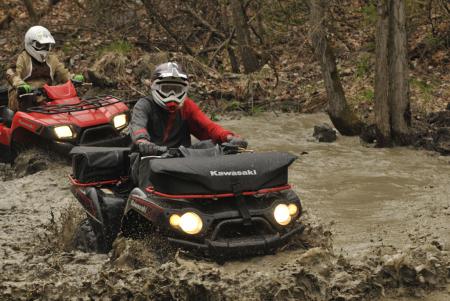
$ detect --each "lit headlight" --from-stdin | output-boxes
[113,114,127,129]
[179,212,203,235]
[288,204,298,216]
[54,125,73,139]
[274,204,291,226]
[169,214,181,228]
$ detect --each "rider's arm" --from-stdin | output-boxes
[183,98,233,143]
[130,98,152,143]
[6,53,27,88]
[49,55,71,84]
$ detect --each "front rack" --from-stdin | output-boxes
[26,95,124,114]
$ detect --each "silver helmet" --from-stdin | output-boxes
[24,26,55,63]
[151,62,188,112]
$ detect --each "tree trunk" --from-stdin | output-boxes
[220,2,240,73]
[389,0,411,144]
[309,0,362,135]
[374,0,411,146]
[230,0,261,73]
[23,0,38,23]
[374,0,392,146]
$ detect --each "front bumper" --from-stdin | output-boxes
[127,190,303,256]
[169,221,305,254]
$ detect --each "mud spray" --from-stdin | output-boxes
[1,113,449,300]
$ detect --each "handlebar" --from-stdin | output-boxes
[139,143,250,161]
[17,81,93,99]
[18,88,43,98]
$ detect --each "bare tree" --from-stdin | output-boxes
[309,0,362,135]
[230,0,261,73]
[374,0,411,146]
[141,0,195,56]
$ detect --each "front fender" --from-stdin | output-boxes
[71,186,104,224]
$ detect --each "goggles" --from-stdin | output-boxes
[33,41,53,51]
[154,81,188,98]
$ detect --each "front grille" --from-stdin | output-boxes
[211,217,276,241]
[79,125,117,145]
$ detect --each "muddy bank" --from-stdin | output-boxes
[1,113,449,300]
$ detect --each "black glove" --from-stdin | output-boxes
[227,136,248,149]
[136,139,167,155]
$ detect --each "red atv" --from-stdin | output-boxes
[0,81,130,162]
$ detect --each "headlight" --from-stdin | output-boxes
[179,212,203,235]
[113,114,127,129]
[288,204,298,216]
[54,125,73,139]
[274,204,291,226]
[169,214,181,227]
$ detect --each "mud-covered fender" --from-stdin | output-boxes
[71,186,104,224]
[123,187,147,215]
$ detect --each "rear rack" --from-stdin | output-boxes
[26,95,124,114]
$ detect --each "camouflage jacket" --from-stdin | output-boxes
[6,51,71,88]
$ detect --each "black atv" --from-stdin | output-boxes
[70,141,304,256]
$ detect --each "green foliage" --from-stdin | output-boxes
[410,77,436,102]
[99,40,133,55]
[62,42,73,54]
[356,54,372,78]
[209,112,220,122]
[360,88,374,103]
[250,105,264,116]
[225,100,242,111]
[424,34,444,50]
[361,2,377,26]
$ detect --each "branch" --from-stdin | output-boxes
[208,28,236,66]
[142,0,195,56]
[181,4,226,40]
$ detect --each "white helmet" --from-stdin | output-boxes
[24,26,55,63]
[151,62,189,112]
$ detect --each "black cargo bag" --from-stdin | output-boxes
[141,152,297,195]
[70,146,130,183]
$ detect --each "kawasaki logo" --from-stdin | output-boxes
[210,169,257,176]
[130,199,147,214]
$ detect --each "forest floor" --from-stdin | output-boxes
[1,0,450,118]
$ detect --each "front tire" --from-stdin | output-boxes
[72,218,109,253]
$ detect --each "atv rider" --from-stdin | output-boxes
[130,62,247,155]
[6,25,84,111]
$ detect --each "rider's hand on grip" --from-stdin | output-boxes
[136,139,167,155]
[17,83,33,95]
[72,74,84,82]
[227,135,248,149]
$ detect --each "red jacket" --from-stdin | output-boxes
[130,96,233,148]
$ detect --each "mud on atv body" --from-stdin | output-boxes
[70,143,304,257]
[0,81,130,163]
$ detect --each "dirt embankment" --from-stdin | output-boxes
[0,147,449,300]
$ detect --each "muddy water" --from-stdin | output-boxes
[0,113,449,300]
[221,113,450,256]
